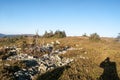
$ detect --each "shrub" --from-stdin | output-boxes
[82,33,87,37]
[89,33,101,41]
[43,30,66,38]
[43,31,54,38]
[54,30,66,38]
[116,33,120,42]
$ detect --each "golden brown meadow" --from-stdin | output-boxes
[0,36,120,80]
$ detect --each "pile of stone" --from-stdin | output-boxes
[2,41,74,80]
[1,47,19,60]
[4,46,20,53]
[39,40,60,53]
[54,46,70,54]
[40,46,53,53]
[39,54,73,73]
[7,53,35,61]
[6,53,73,80]
[14,67,38,80]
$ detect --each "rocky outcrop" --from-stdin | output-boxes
[5,49,73,80]
[1,41,73,80]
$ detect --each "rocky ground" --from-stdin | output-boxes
[0,37,120,80]
[0,41,73,80]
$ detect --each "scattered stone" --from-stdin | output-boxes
[1,42,73,80]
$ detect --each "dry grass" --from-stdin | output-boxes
[0,36,120,80]
[36,37,120,80]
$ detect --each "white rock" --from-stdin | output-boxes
[38,64,47,73]
[56,40,60,45]
[28,56,33,59]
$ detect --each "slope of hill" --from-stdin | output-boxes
[0,33,5,37]
[35,37,120,80]
[0,36,120,80]
[0,33,34,38]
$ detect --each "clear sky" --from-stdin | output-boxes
[0,0,120,37]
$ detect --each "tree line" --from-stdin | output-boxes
[42,30,66,38]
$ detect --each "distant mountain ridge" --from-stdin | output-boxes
[0,33,34,38]
[0,33,5,37]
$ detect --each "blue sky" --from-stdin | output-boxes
[0,0,120,37]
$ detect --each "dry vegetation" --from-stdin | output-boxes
[36,37,120,80]
[0,36,120,80]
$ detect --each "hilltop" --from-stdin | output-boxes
[0,36,120,80]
